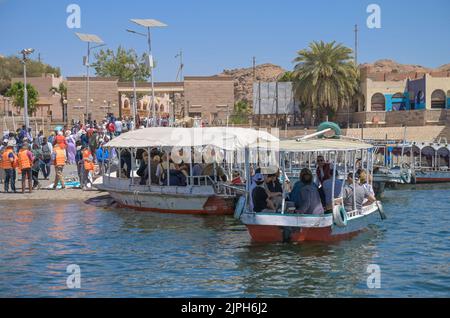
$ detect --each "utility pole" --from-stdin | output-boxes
[252,56,256,81]
[258,82,261,127]
[175,50,184,82]
[275,82,279,128]
[354,24,358,66]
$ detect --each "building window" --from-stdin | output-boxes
[431,89,446,109]
[371,93,385,111]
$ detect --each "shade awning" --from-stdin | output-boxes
[105,127,279,150]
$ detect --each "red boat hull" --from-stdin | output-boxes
[246,225,362,243]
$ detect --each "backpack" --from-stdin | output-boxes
[42,143,51,160]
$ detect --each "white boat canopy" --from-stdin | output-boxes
[105,127,279,150]
[250,137,374,153]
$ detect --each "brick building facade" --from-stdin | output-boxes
[184,76,234,124]
[66,76,234,124]
[66,77,120,123]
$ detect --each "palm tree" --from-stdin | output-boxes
[50,82,67,121]
[292,41,359,124]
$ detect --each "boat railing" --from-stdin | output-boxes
[214,182,247,197]
[186,175,214,186]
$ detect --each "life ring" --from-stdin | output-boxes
[234,196,246,220]
[333,205,348,227]
[400,171,411,184]
[317,122,342,138]
[376,201,387,220]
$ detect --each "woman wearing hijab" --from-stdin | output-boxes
[66,130,77,165]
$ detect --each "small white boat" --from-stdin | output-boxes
[99,127,278,215]
[235,125,386,243]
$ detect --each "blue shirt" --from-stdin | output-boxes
[289,181,305,209]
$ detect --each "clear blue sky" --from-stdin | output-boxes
[1,0,449,81]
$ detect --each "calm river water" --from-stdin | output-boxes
[0,189,449,297]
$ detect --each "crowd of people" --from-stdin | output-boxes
[0,116,134,193]
[250,155,376,215]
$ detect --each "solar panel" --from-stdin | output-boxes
[75,32,104,44]
[130,19,168,28]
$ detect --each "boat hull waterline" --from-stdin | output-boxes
[107,190,235,215]
[241,204,382,243]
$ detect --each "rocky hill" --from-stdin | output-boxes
[218,63,286,107]
[360,59,433,74]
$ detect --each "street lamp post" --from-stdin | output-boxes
[127,19,167,127]
[20,48,34,129]
[125,62,138,130]
[75,33,105,125]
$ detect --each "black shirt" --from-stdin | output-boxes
[267,180,282,193]
[252,186,268,212]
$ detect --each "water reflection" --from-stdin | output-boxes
[0,190,449,297]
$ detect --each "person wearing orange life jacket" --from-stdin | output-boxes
[51,144,66,190]
[81,146,94,190]
[17,142,35,193]
[53,130,68,150]
[2,140,18,193]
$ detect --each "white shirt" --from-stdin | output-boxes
[114,120,123,132]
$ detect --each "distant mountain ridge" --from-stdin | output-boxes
[217,60,450,106]
[217,63,286,106]
[361,59,450,74]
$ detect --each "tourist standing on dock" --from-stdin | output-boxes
[66,131,77,165]
[17,143,34,193]
[51,144,66,190]
[81,146,94,190]
[2,140,17,193]
[31,143,42,189]
[114,118,123,136]
[40,137,53,180]
[75,141,84,186]
[0,138,7,185]
[53,131,67,150]
[95,142,109,175]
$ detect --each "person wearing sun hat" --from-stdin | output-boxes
[251,173,276,212]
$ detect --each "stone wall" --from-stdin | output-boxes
[66,77,119,123]
[184,77,234,124]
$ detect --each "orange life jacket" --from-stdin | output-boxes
[54,148,66,167]
[82,149,94,171]
[1,148,17,170]
[55,135,66,149]
[18,149,32,170]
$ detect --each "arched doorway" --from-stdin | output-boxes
[392,92,406,111]
[371,93,385,111]
[431,90,446,109]
[437,147,450,169]
[421,146,435,168]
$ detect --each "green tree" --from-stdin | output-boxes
[50,82,68,118]
[0,55,60,94]
[5,82,39,115]
[230,100,251,125]
[278,71,294,82]
[91,46,151,82]
[292,41,358,121]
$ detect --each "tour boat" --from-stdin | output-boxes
[409,141,450,183]
[97,127,279,215]
[235,125,386,243]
